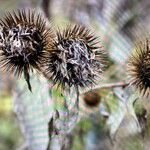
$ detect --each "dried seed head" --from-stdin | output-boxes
[128,38,150,97]
[44,25,106,91]
[83,91,101,107]
[0,10,54,91]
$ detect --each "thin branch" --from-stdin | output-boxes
[83,81,129,94]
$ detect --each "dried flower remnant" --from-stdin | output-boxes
[0,10,53,91]
[45,25,106,93]
[83,91,101,107]
[128,38,150,97]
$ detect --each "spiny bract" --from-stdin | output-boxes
[44,25,106,91]
[0,10,54,91]
[128,38,150,97]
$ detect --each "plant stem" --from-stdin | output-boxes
[41,0,51,19]
[83,81,129,94]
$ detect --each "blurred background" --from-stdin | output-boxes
[0,0,150,150]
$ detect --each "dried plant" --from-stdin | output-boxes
[83,91,101,107]
[128,38,150,97]
[44,25,106,93]
[0,10,54,91]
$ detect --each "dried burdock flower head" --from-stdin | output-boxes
[0,10,54,91]
[44,25,106,92]
[83,91,101,107]
[128,38,150,97]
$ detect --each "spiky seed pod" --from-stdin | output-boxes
[44,25,106,92]
[128,38,150,97]
[83,91,101,107]
[0,10,54,91]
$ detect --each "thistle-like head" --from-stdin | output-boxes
[128,38,150,97]
[44,25,106,91]
[0,10,54,91]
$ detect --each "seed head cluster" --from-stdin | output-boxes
[0,10,106,92]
